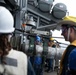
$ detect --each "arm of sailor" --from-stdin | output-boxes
[68,48,76,74]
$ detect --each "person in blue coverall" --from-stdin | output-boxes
[58,16,76,75]
[34,35,43,75]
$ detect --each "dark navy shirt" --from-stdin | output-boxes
[68,48,76,70]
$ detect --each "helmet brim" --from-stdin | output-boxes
[57,20,76,26]
[0,28,15,34]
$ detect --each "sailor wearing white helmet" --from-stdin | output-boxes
[0,6,27,75]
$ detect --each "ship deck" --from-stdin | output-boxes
[44,71,57,75]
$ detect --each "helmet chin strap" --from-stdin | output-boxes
[8,35,12,42]
[67,28,70,41]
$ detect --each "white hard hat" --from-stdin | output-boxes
[0,6,15,33]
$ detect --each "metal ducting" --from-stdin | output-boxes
[47,47,65,59]
[0,0,20,16]
[51,3,67,19]
[38,0,54,12]
[0,1,12,11]
[0,0,4,2]
[4,0,18,9]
